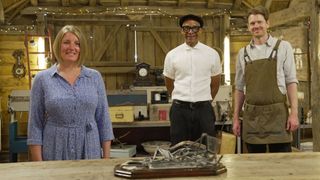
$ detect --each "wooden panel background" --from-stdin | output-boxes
[0,15,223,151]
[0,34,30,152]
[272,25,310,114]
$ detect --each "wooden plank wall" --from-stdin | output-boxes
[53,16,220,90]
[0,15,223,151]
[0,34,29,152]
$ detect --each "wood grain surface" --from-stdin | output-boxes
[0,152,319,180]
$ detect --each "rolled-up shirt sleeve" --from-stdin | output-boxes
[235,48,246,91]
[283,41,298,85]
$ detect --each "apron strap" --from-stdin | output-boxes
[268,39,281,60]
[244,46,252,65]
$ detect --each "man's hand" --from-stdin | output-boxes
[286,113,299,132]
[233,118,241,137]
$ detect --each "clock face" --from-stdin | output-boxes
[138,68,148,77]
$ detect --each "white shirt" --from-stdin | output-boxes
[235,35,298,94]
[163,42,222,102]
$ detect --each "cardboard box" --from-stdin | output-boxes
[109,106,134,122]
[149,104,171,121]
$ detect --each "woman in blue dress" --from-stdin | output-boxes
[27,25,114,161]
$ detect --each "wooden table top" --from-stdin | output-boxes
[1,152,319,180]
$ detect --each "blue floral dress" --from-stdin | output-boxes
[27,64,114,160]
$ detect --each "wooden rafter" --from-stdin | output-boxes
[233,0,242,9]
[289,0,306,7]
[264,0,272,11]
[21,6,235,17]
[241,0,253,9]
[120,0,129,6]
[178,0,186,7]
[269,1,311,27]
[0,0,4,23]
[61,0,70,6]
[207,0,215,8]
[89,0,96,6]
[30,0,38,6]
[7,0,29,23]
[148,0,156,6]
[94,25,121,61]
[4,0,28,13]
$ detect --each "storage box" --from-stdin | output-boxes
[109,106,134,122]
[149,104,171,121]
[107,91,147,106]
[111,145,137,158]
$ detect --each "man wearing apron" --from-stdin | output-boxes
[233,6,299,153]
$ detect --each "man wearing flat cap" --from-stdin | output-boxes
[163,14,222,145]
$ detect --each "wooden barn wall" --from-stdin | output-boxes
[0,34,29,151]
[272,25,310,115]
[51,15,223,91]
[0,15,223,151]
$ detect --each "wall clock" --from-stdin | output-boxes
[12,49,26,79]
[133,62,153,86]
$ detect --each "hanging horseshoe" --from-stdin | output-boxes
[12,49,26,79]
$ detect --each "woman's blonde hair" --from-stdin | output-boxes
[53,25,87,66]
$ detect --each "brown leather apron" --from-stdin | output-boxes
[242,40,292,144]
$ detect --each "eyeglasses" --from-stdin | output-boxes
[182,26,201,33]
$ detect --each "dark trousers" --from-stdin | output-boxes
[169,100,215,145]
[246,143,292,153]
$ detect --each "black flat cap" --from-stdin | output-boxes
[179,14,204,28]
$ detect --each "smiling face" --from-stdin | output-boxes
[181,19,202,47]
[60,32,80,64]
[248,14,269,39]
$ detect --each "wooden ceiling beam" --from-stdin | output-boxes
[207,0,215,8]
[30,0,38,6]
[269,1,311,28]
[233,0,242,10]
[61,0,70,6]
[4,0,28,13]
[264,0,272,11]
[6,0,29,23]
[120,0,129,6]
[21,6,236,16]
[178,0,186,7]
[148,0,156,6]
[241,0,253,9]
[89,0,96,6]
[289,0,306,7]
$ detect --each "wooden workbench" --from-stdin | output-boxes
[0,152,319,180]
